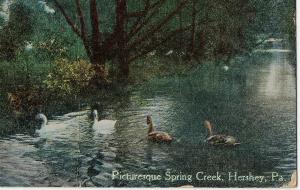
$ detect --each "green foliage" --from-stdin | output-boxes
[31,0,86,61]
[0,1,35,60]
[36,0,296,65]
[279,0,296,44]
[0,55,51,89]
[0,16,4,26]
[44,59,95,96]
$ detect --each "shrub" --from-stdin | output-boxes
[44,59,95,96]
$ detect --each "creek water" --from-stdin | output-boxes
[0,42,296,187]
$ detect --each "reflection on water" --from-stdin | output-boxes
[0,44,296,187]
[254,49,292,53]
[259,54,295,99]
[0,135,47,186]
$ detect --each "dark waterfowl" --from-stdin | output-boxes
[204,120,240,146]
[147,115,173,143]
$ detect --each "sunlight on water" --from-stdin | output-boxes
[0,135,48,186]
[258,52,295,99]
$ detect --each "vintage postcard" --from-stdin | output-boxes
[0,0,296,188]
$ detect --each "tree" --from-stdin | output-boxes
[52,0,190,80]
[0,2,34,60]
[188,0,257,60]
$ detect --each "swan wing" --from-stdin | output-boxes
[148,131,173,141]
[93,120,117,135]
[224,136,239,145]
[206,135,227,144]
[207,134,239,145]
[148,131,168,136]
[98,120,117,128]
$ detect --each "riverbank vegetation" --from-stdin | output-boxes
[0,0,296,130]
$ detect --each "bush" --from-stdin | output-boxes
[44,59,95,96]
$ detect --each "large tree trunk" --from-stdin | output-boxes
[116,0,130,78]
[91,53,107,75]
[118,50,130,78]
[89,0,108,79]
[89,53,108,85]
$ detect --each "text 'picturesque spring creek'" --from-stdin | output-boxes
[0,44,296,187]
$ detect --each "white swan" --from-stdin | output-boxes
[92,110,117,135]
[35,113,47,133]
[34,111,89,140]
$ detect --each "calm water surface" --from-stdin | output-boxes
[0,44,296,187]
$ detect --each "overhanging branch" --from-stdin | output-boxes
[128,0,189,50]
[90,0,101,52]
[75,0,91,58]
[75,0,87,41]
[127,0,167,40]
[53,0,81,38]
[129,25,191,62]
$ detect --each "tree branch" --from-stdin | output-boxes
[53,0,81,37]
[75,0,91,58]
[126,0,152,18]
[75,0,87,41]
[129,25,191,62]
[128,0,189,50]
[127,0,166,39]
[90,0,101,53]
[127,11,146,18]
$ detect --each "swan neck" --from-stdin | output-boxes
[208,128,213,136]
[40,115,47,126]
[204,121,213,136]
[148,122,154,134]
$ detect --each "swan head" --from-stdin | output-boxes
[146,115,152,125]
[93,110,98,120]
[204,120,213,136]
[35,113,47,128]
[146,115,154,134]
